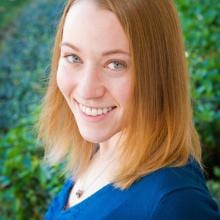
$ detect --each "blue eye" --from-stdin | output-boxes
[64,54,81,64]
[107,60,127,71]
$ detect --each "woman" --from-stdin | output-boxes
[38,0,220,219]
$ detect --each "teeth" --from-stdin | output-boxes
[85,107,91,115]
[91,108,97,116]
[103,108,108,114]
[97,109,102,115]
[79,103,114,116]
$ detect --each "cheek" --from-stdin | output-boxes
[56,63,74,96]
[120,83,132,106]
[110,77,132,106]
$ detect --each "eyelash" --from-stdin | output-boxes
[64,54,81,64]
[63,54,127,71]
[107,60,127,71]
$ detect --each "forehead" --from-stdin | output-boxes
[62,1,130,54]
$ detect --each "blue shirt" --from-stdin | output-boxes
[45,159,220,219]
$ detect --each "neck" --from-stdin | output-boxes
[97,131,124,160]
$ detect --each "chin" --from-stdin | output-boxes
[80,134,107,144]
[79,129,118,144]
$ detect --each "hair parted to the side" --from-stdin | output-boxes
[37,0,202,189]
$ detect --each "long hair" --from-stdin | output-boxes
[37,0,202,189]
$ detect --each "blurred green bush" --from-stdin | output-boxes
[175,0,220,205]
[176,0,220,164]
[0,106,64,219]
[0,0,65,132]
[0,0,31,36]
[0,0,65,219]
[0,0,219,218]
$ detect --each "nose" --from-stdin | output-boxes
[76,65,105,99]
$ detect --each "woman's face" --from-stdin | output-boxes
[57,1,132,144]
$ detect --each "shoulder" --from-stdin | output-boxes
[150,187,220,220]
[149,158,207,193]
[135,159,220,219]
[138,157,207,193]
[135,158,207,200]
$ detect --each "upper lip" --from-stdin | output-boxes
[74,99,116,109]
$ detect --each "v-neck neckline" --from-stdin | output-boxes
[62,179,114,213]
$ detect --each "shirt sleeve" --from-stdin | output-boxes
[150,187,220,220]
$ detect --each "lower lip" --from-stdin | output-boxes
[75,101,116,122]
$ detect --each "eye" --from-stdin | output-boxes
[107,60,127,71]
[64,54,81,64]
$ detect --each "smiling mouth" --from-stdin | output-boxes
[74,100,117,117]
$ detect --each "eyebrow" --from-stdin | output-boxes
[60,42,130,57]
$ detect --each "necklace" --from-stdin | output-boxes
[74,155,116,199]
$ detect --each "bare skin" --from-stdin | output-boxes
[66,149,119,208]
[59,0,131,209]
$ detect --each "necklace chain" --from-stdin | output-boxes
[74,154,116,199]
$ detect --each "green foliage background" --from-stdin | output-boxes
[0,0,219,219]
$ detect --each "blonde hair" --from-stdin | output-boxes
[38,0,202,189]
